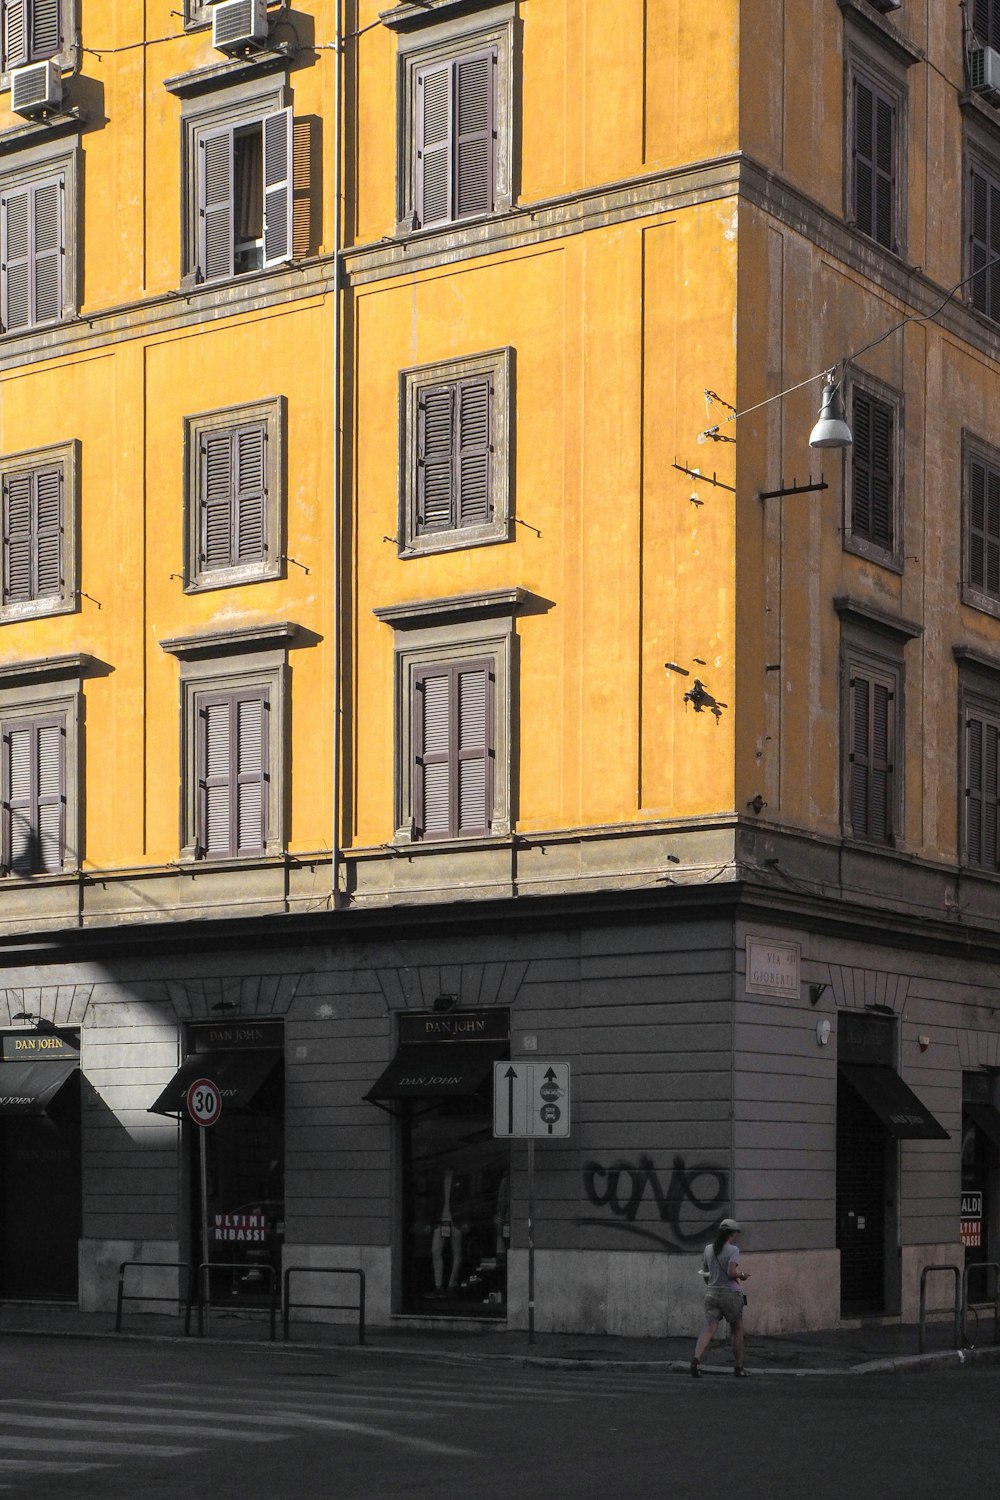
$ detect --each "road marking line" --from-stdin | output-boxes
[0,1411,284,1441]
[0,1437,197,1457]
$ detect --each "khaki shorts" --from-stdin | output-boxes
[704,1288,743,1326]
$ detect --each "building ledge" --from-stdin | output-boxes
[159,621,300,659]
[833,595,922,643]
[164,44,292,97]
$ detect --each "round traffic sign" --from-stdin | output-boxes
[186,1077,222,1127]
[540,1103,561,1125]
[539,1082,562,1102]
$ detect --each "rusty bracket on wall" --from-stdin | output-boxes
[672,461,736,494]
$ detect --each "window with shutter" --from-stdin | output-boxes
[1,713,64,874]
[185,399,282,590]
[968,452,1000,605]
[412,660,493,840]
[846,669,896,845]
[850,389,895,552]
[0,172,64,333]
[2,461,62,607]
[974,0,1000,50]
[196,688,269,858]
[969,161,1000,323]
[852,74,896,250]
[1,0,61,71]
[965,710,1000,872]
[414,49,495,230]
[194,107,293,284]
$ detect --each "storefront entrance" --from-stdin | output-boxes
[148,1021,284,1306]
[367,1008,510,1317]
[961,1070,1000,1295]
[0,1029,82,1300]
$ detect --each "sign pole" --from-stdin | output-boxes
[199,1124,210,1335]
[527,1136,535,1345]
[186,1077,222,1336]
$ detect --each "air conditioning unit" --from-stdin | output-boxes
[971,44,1000,103]
[10,60,62,118]
[212,0,268,53]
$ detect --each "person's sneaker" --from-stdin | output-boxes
[690,1359,701,1378]
[734,1366,748,1378]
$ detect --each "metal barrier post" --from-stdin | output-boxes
[918,1262,961,1353]
[115,1261,193,1334]
[190,1261,278,1340]
[282,1266,365,1345]
[961,1260,1000,1346]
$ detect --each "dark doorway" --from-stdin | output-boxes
[0,1070,81,1299]
[836,1072,887,1315]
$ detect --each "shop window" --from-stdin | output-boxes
[390,3,515,236]
[399,348,512,556]
[0,440,76,619]
[184,399,284,590]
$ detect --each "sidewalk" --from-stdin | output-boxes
[2,1299,998,1376]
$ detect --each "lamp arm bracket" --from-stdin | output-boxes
[757,478,829,501]
[672,460,736,494]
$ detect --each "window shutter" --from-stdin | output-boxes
[870,399,893,546]
[200,430,234,570]
[456,663,491,835]
[853,78,875,239]
[971,458,987,590]
[2,186,31,332]
[873,91,894,250]
[29,0,59,59]
[33,463,61,597]
[2,470,33,603]
[3,722,31,873]
[416,61,452,228]
[235,693,267,851]
[987,719,1000,870]
[2,0,26,69]
[234,423,267,563]
[851,391,872,537]
[968,715,985,868]
[31,176,62,325]
[262,107,293,268]
[35,718,62,872]
[849,674,871,837]
[455,51,494,220]
[853,77,894,250]
[413,668,452,837]
[870,680,892,843]
[199,126,234,283]
[416,383,455,531]
[200,699,232,857]
[975,0,1000,48]
[456,377,492,525]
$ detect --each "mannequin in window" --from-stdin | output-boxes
[431,1165,469,1294]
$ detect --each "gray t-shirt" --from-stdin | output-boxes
[702,1241,740,1292]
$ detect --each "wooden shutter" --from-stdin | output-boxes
[200,430,234,570]
[851,391,893,548]
[262,107,293,268]
[416,60,452,228]
[2,716,63,875]
[413,668,451,837]
[412,660,493,839]
[869,680,892,843]
[416,383,455,532]
[234,423,267,562]
[1,176,63,332]
[853,76,894,250]
[2,0,26,69]
[200,698,232,857]
[455,51,494,220]
[456,376,492,525]
[235,693,267,851]
[33,464,61,596]
[969,458,1000,598]
[199,126,234,283]
[29,0,59,58]
[32,177,61,324]
[966,714,1000,870]
[848,673,893,844]
[2,469,33,603]
[975,0,1000,48]
[197,690,267,857]
[456,663,491,835]
[970,165,1000,320]
[1,463,61,605]
[2,186,31,332]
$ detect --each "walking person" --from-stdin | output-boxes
[691,1218,750,1378]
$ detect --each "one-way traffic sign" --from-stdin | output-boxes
[493,1061,571,1138]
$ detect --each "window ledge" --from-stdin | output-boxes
[379,0,511,33]
[834,595,922,642]
[0,651,94,686]
[0,109,83,155]
[160,620,300,659]
[954,643,1000,678]
[164,44,292,98]
[836,0,924,66]
[374,587,527,629]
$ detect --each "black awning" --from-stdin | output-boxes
[148,1050,282,1117]
[365,1041,507,1102]
[965,1101,1000,1151]
[0,1057,78,1116]
[840,1063,949,1140]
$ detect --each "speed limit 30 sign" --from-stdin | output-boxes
[186,1077,222,1127]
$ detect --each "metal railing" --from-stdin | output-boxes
[283,1265,365,1344]
[961,1260,1000,1347]
[115,1260,194,1333]
[187,1261,279,1341]
[918,1262,962,1353]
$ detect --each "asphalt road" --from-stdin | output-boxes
[0,1334,995,1499]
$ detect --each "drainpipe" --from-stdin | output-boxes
[330,0,343,908]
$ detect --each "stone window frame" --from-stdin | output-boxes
[0,133,79,335]
[957,658,1000,875]
[0,653,85,877]
[374,589,522,845]
[963,114,1000,324]
[0,437,77,621]
[160,623,294,864]
[391,2,516,237]
[962,429,1000,620]
[842,22,913,259]
[183,397,285,592]
[398,347,513,557]
[843,369,902,571]
[178,73,289,290]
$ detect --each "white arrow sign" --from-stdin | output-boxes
[493,1061,570,1138]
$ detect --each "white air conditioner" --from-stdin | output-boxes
[971,44,1000,103]
[10,60,62,117]
[212,0,268,53]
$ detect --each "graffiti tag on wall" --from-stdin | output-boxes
[577,1154,728,1252]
